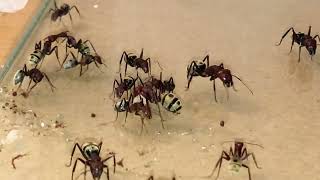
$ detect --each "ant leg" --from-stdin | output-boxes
[157,102,165,129]
[146,58,152,76]
[124,62,128,76]
[68,12,73,23]
[139,48,144,58]
[43,73,56,92]
[118,51,127,73]
[242,164,252,180]
[71,158,86,180]
[66,143,86,167]
[213,80,218,103]
[313,35,320,43]
[308,26,312,36]
[47,46,61,66]
[70,6,81,17]
[111,79,120,99]
[83,40,97,54]
[232,75,254,95]
[245,152,262,169]
[103,165,110,180]
[103,153,116,173]
[186,76,193,90]
[26,79,33,92]
[80,64,83,76]
[276,27,295,46]
[207,151,229,178]
[289,37,295,54]
[54,0,58,8]
[202,54,210,67]
[83,164,87,180]
[224,84,230,101]
[298,45,302,62]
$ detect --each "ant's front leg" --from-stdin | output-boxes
[242,164,252,180]
[111,79,120,99]
[71,158,86,180]
[70,6,81,16]
[308,26,312,36]
[298,45,302,62]
[118,51,128,73]
[202,55,210,67]
[276,27,295,46]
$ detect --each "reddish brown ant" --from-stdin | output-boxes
[276,26,320,62]
[13,64,56,97]
[49,0,80,23]
[186,55,253,102]
[144,72,175,94]
[61,51,107,76]
[207,140,263,180]
[118,49,152,76]
[66,142,116,180]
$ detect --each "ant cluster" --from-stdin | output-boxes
[113,49,182,134]
[11,1,320,180]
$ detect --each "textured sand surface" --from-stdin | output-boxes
[1,0,320,180]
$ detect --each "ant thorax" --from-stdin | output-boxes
[29,50,43,65]
[82,143,100,159]
[13,70,25,85]
[123,77,134,87]
[189,61,206,77]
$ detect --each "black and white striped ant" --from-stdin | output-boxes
[186,55,253,102]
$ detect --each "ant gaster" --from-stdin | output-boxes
[186,55,253,102]
[66,142,116,180]
[13,64,56,97]
[29,41,60,68]
[276,26,320,62]
[208,141,263,180]
[49,0,80,22]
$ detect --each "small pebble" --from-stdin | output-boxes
[220,120,225,127]
[12,92,17,96]
[91,113,96,118]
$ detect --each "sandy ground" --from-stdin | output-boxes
[1,0,320,179]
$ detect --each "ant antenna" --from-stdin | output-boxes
[221,140,264,149]
[232,74,253,95]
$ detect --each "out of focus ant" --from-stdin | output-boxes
[276,26,320,62]
[49,0,80,23]
[118,49,152,76]
[29,41,60,68]
[186,55,253,102]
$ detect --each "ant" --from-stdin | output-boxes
[29,41,60,68]
[43,31,70,43]
[207,140,263,180]
[145,72,176,94]
[118,49,152,76]
[61,51,107,76]
[186,55,253,102]
[276,26,320,62]
[49,0,80,23]
[66,142,116,180]
[112,73,139,99]
[114,95,152,134]
[13,64,56,97]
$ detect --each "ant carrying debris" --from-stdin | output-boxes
[49,0,80,23]
[276,26,320,62]
[13,64,56,97]
[66,142,116,180]
[118,49,152,76]
[186,55,253,102]
[207,141,263,180]
[29,41,60,68]
[61,51,107,76]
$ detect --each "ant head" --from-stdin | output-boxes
[13,69,26,85]
[235,141,244,148]
[129,55,137,60]
[67,36,77,46]
[94,55,103,64]
[61,3,70,11]
[51,13,59,21]
[163,78,175,92]
[89,163,103,180]
[307,44,316,56]
[219,69,233,88]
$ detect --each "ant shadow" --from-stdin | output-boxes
[286,53,314,93]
